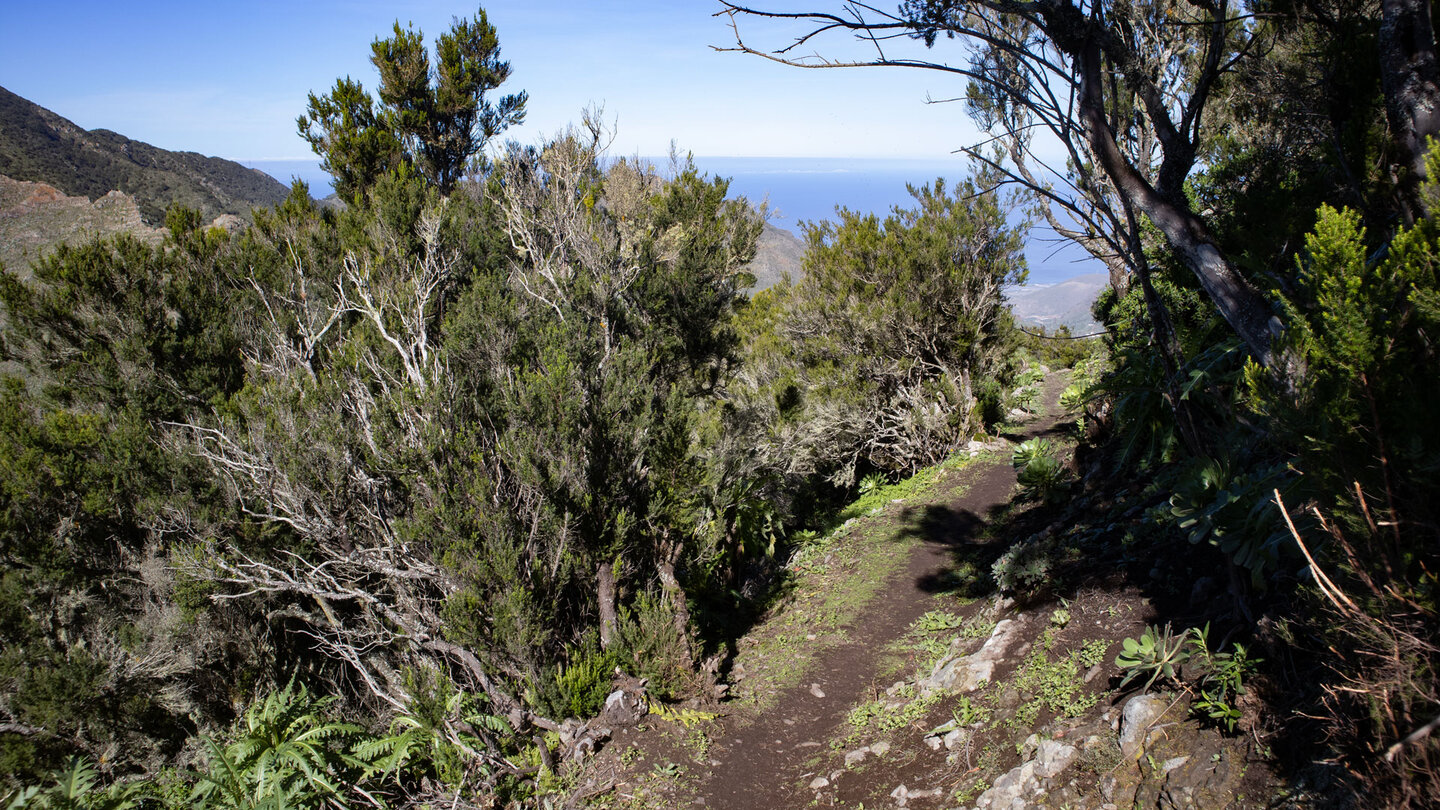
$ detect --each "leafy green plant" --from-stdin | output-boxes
[990,531,1082,599]
[857,472,888,495]
[1010,384,1042,413]
[1186,624,1260,732]
[1011,438,1069,503]
[615,589,695,701]
[1049,606,1071,628]
[845,698,888,731]
[845,691,942,739]
[951,694,991,727]
[651,705,718,729]
[1014,359,1046,387]
[914,609,965,632]
[738,169,1028,488]
[355,667,511,789]
[550,647,621,720]
[1115,624,1191,691]
[5,758,143,810]
[1077,638,1110,669]
[974,377,1007,426]
[991,540,1054,595]
[1166,458,1294,582]
[190,680,363,810]
[1008,634,1101,728]
[651,761,681,778]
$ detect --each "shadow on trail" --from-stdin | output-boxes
[998,418,1074,445]
[896,500,1011,599]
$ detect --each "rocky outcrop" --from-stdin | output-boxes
[1119,693,1170,758]
[920,616,1029,694]
[0,176,162,278]
[975,735,1079,809]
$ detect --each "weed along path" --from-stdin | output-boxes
[695,371,1074,809]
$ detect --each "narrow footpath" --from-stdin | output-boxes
[697,372,1073,809]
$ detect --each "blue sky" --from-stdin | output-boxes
[0,1,983,162]
[1,2,1101,282]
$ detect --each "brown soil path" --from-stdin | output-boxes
[697,373,1073,809]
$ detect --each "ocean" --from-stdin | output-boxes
[241,156,1099,285]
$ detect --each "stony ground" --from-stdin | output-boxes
[565,372,1284,810]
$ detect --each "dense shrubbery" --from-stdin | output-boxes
[18,0,1440,803]
[0,13,1036,805]
[0,141,765,803]
[726,173,1028,492]
[0,168,1029,804]
[1084,137,1440,809]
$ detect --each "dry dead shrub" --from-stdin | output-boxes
[1279,488,1440,807]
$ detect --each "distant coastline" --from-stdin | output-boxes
[241,155,1102,285]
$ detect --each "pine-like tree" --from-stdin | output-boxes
[298,7,526,200]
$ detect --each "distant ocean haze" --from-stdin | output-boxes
[241,159,335,198]
[242,156,1100,286]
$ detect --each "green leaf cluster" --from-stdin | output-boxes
[1115,623,1190,692]
[1011,438,1068,504]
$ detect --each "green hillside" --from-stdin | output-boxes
[0,85,289,225]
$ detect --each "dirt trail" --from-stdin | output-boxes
[698,372,1073,809]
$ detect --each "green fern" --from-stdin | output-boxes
[192,680,361,810]
[6,758,144,810]
[355,667,511,789]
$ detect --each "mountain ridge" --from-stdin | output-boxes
[0,85,290,226]
[748,222,805,290]
[1006,272,1108,334]
[0,176,164,279]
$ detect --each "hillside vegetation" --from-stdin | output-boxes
[0,85,289,225]
[4,2,1440,809]
[0,11,1034,806]
[747,223,806,290]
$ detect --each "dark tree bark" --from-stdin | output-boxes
[720,1,1285,371]
[1067,32,1280,368]
[1380,0,1440,219]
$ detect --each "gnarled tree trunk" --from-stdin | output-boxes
[1072,37,1280,370]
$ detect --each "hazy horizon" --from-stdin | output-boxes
[242,154,1099,286]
